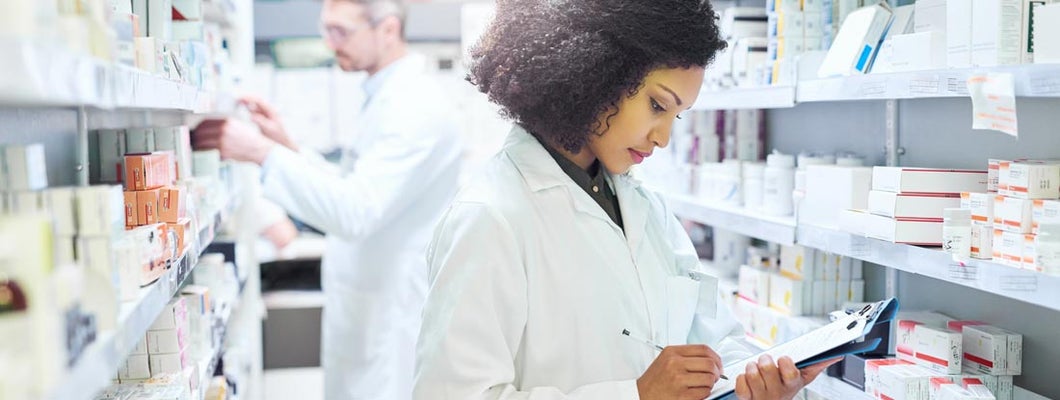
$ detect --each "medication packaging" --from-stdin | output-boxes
[869,191,961,219]
[961,192,995,224]
[993,195,1033,233]
[1032,199,1060,233]
[873,167,988,194]
[913,324,962,374]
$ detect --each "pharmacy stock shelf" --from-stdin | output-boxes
[796,224,1060,313]
[195,274,247,400]
[691,85,796,110]
[0,39,214,112]
[665,193,797,246]
[46,200,233,400]
[691,64,1060,110]
[796,64,1060,103]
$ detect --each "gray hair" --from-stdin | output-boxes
[340,0,407,37]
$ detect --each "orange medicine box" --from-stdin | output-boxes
[168,218,192,252]
[124,152,173,191]
[124,191,138,227]
[137,188,162,226]
[158,186,185,223]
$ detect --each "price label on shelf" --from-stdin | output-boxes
[998,275,1038,292]
[947,263,979,283]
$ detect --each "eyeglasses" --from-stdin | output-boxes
[318,21,373,44]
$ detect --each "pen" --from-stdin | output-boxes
[621,329,729,381]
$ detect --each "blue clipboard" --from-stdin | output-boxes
[708,298,900,400]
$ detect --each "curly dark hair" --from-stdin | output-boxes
[467,0,726,153]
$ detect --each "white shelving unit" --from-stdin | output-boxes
[672,193,1060,312]
[46,201,233,400]
[666,193,797,246]
[690,64,1060,110]
[0,39,214,112]
[692,85,796,110]
[797,224,1060,313]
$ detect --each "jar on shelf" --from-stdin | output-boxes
[763,151,796,216]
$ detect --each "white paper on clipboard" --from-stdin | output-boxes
[707,298,899,400]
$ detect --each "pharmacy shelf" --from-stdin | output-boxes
[692,85,796,110]
[46,202,232,400]
[665,193,797,246]
[805,375,873,400]
[0,39,214,112]
[691,65,1060,110]
[796,224,1060,313]
[796,64,1060,103]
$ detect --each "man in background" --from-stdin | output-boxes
[193,0,463,398]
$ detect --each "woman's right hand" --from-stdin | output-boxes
[637,344,725,400]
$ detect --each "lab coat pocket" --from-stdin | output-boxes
[665,275,701,346]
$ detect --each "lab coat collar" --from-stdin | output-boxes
[362,54,417,99]
[505,126,650,249]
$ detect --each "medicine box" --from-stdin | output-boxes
[988,159,1002,192]
[971,222,994,259]
[118,354,151,380]
[150,297,188,331]
[153,127,192,180]
[42,188,77,236]
[869,191,961,220]
[172,0,203,20]
[1032,199,1060,233]
[738,265,770,306]
[993,230,1024,268]
[780,244,816,280]
[124,191,138,226]
[168,218,191,252]
[961,192,995,224]
[124,152,173,191]
[1034,3,1060,64]
[1023,234,1039,271]
[76,185,125,238]
[1022,0,1056,64]
[148,351,188,375]
[954,323,1023,375]
[879,364,931,400]
[865,358,914,398]
[873,167,988,195]
[125,128,155,154]
[862,212,944,246]
[971,0,1023,66]
[994,195,1033,233]
[913,324,962,374]
[96,129,126,183]
[914,0,947,33]
[136,188,161,226]
[3,144,48,191]
[147,328,188,354]
[767,272,806,316]
[803,166,874,228]
[158,186,184,223]
[1004,161,1060,199]
[947,0,973,68]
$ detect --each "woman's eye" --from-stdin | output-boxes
[650,98,666,113]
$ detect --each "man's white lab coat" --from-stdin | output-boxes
[261,55,463,399]
[414,126,749,399]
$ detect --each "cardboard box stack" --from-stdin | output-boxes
[840,167,988,245]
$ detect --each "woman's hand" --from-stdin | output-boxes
[637,345,725,400]
[734,355,840,400]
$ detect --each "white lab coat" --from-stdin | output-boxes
[414,126,750,399]
[261,55,463,400]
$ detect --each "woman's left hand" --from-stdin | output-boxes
[733,355,841,400]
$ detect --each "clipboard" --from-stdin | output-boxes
[708,298,900,400]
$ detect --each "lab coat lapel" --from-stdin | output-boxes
[612,173,648,253]
[505,127,623,228]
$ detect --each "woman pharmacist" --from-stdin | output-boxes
[413,0,837,399]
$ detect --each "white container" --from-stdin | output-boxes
[1036,223,1060,275]
[714,228,752,276]
[943,208,972,259]
[764,151,796,216]
[718,159,744,206]
[743,162,766,211]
